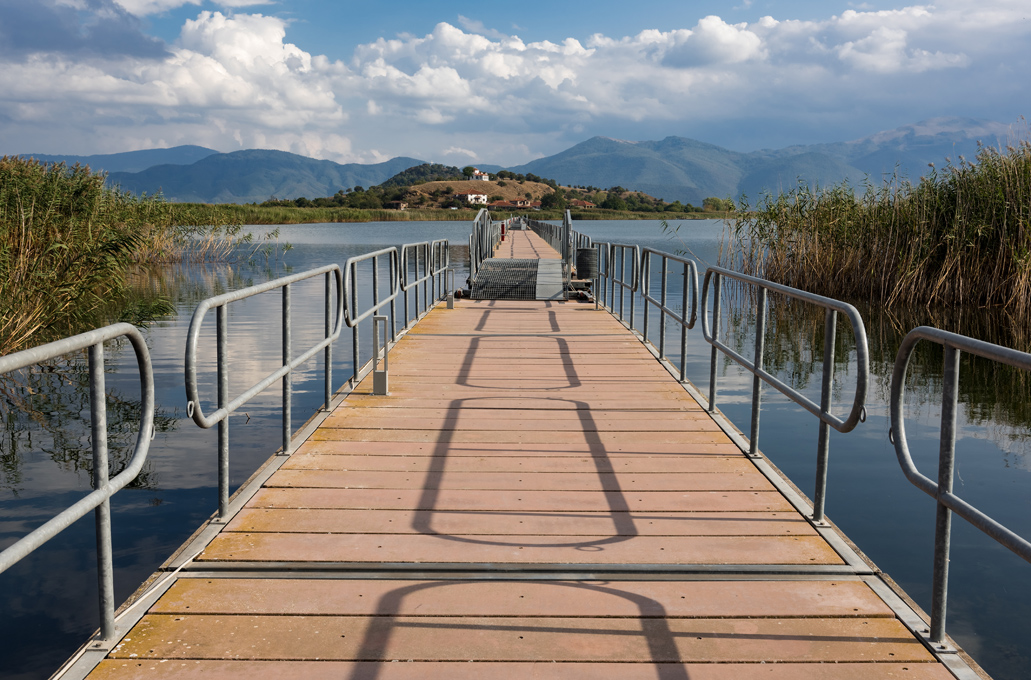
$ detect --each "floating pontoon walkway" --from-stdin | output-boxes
[78,299,972,679]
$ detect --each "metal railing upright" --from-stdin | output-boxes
[401,239,450,327]
[701,265,869,523]
[890,327,1031,647]
[0,323,155,643]
[595,242,641,326]
[469,208,500,280]
[343,247,400,381]
[185,264,344,519]
[641,248,700,382]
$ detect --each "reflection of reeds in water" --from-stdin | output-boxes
[0,356,177,493]
[718,295,1031,443]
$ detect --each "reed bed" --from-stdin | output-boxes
[726,140,1031,316]
[0,157,243,353]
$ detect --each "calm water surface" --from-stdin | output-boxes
[1,219,1028,679]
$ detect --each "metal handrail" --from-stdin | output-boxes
[469,208,499,279]
[0,323,155,642]
[640,248,700,382]
[596,242,641,326]
[890,326,1031,645]
[185,264,344,518]
[400,239,451,328]
[701,265,869,522]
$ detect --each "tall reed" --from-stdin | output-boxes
[726,140,1031,316]
[0,157,243,353]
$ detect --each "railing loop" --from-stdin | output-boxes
[184,264,344,518]
[699,265,869,521]
[890,326,1031,645]
[0,323,155,644]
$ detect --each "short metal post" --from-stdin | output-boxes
[748,287,767,458]
[324,272,332,411]
[680,262,689,382]
[217,304,229,519]
[931,344,961,645]
[446,268,455,309]
[642,258,650,344]
[373,316,389,395]
[659,256,668,360]
[708,274,722,413]
[351,266,360,384]
[813,308,837,523]
[88,343,115,642]
[282,284,292,455]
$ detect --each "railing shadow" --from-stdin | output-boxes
[347,581,691,680]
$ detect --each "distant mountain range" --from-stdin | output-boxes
[15,117,1018,204]
[494,117,1017,204]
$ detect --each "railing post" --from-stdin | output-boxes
[351,265,360,384]
[813,308,837,523]
[708,273,722,413]
[659,255,668,360]
[642,255,650,345]
[373,315,389,395]
[748,287,767,458]
[282,284,292,455]
[324,271,332,411]
[680,262,689,382]
[88,342,115,642]
[931,343,961,645]
[217,304,229,518]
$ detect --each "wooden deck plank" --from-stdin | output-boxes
[280,454,757,473]
[149,579,892,617]
[225,509,817,536]
[88,660,957,680]
[243,487,795,512]
[109,615,927,662]
[264,470,775,492]
[195,532,843,564]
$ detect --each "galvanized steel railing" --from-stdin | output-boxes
[701,265,869,523]
[400,239,450,326]
[640,248,700,382]
[595,242,641,326]
[185,264,344,519]
[0,323,155,643]
[343,247,400,377]
[890,326,1031,646]
[469,208,499,280]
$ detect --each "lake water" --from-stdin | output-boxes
[1,219,1028,679]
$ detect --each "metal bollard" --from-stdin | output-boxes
[373,315,389,395]
[446,268,456,309]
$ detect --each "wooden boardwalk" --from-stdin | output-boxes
[81,296,965,679]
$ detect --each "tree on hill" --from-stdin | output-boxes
[378,163,463,188]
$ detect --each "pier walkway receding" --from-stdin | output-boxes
[83,296,958,678]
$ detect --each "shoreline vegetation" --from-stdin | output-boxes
[170,203,721,225]
[724,140,1031,326]
[0,156,248,354]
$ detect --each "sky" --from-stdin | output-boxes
[0,0,1028,166]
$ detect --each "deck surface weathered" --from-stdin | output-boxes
[84,296,959,679]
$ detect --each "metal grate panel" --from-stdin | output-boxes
[471,258,539,300]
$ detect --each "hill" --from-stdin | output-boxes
[17,145,218,174]
[504,117,1015,204]
[106,151,425,203]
